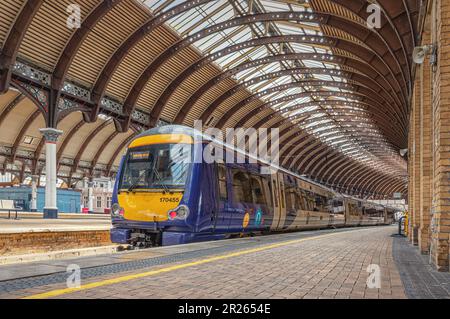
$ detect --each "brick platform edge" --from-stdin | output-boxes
[0,230,112,256]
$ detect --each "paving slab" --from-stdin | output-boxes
[393,235,450,299]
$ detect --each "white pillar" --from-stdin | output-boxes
[30,175,38,212]
[88,181,94,213]
[39,128,63,219]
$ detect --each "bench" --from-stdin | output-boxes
[0,199,22,219]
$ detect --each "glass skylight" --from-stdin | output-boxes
[140,0,406,179]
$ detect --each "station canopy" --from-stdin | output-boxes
[0,0,424,198]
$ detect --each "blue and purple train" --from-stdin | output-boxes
[110,125,397,247]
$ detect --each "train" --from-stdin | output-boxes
[110,125,399,247]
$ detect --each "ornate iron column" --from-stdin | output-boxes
[39,128,63,218]
[30,174,39,212]
[88,180,94,214]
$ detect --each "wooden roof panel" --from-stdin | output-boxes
[19,0,99,70]
[0,97,36,147]
[0,0,421,195]
[18,113,45,151]
[0,0,25,49]
[96,130,134,166]
[67,0,150,85]
[182,79,236,126]
[81,121,116,162]
[106,26,177,100]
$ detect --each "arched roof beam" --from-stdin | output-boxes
[217,89,379,127]
[52,0,121,123]
[31,139,45,175]
[332,0,413,90]
[308,150,342,178]
[322,2,411,95]
[56,120,86,169]
[70,120,112,177]
[90,131,119,177]
[186,53,404,127]
[232,99,405,146]
[105,133,137,176]
[0,93,25,126]
[216,79,402,133]
[220,95,405,148]
[0,0,43,93]
[91,0,214,117]
[182,65,404,130]
[10,110,41,162]
[89,1,413,123]
[143,23,408,130]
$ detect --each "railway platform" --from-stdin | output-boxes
[0,226,448,299]
[0,213,112,262]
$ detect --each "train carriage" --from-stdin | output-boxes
[110,125,396,247]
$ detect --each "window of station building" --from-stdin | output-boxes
[96,196,102,208]
[232,170,252,204]
[217,164,228,201]
[107,196,112,208]
[83,196,88,208]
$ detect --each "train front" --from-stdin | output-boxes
[110,127,198,247]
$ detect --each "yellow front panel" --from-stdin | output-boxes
[118,192,183,222]
[129,134,193,149]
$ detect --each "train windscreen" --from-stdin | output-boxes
[119,143,192,191]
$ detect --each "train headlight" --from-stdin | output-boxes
[111,203,124,217]
[176,205,189,219]
[168,205,189,221]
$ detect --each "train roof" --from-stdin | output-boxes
[133,125,339,191]
[131,125,394,208]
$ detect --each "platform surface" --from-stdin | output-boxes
[0,226,449,299]
[0,215,111,233]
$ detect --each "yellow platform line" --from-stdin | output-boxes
[23,230,361,299]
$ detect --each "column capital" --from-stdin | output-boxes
[39,128,63,143]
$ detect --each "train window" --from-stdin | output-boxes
[306,192,314,211]
[285,187,295,212]
[314,195,327,212]
[294,192,303,210]
[261,177,273,208]
[217,164,228,201]
[272,180,279,207]
[250,176,266,205]
[280,185,285,209]
[232,171,252,203]
[285,188,292,211]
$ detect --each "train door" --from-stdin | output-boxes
[270,173,281,230]
[277,172,287,229]
[214,163,232,232]
[343,199,350,225]
[197,162,218,233]
[270,172,286,230]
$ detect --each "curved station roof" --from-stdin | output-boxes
[0,0,424,198]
